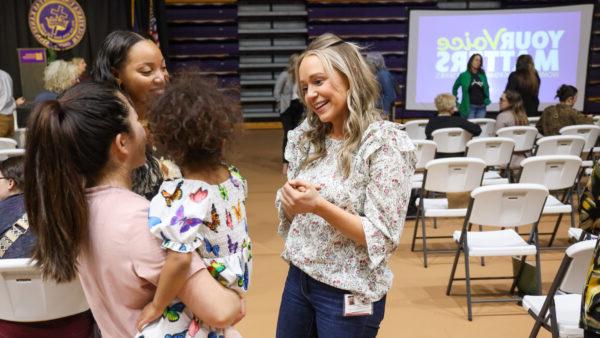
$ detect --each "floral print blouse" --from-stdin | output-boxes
[276,120,416,302]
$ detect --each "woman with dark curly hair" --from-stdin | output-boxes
[135,72,249,338]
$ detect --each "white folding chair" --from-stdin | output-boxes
[559,124,600,156]
[0,138,17,150]
[13,128,26,149]
[411,140,436,189]
[525,239,596,338]
[519,155,582,247]
[496,126,538,153]
[567,227,598,242]
[411,157,486,267]
[559,125,600,193]
[404,119,429,140]
[447,183,549,321]
[0,258,89,322]
[0,149,24,162]
[528,116,541,128]
[535,135,586,157]
[466,137,515,185]
[432,128,472,155]
[468,118,496,138]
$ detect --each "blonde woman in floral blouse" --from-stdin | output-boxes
[275,33,416,338]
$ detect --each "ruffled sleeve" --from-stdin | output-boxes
[354,121,416,269]
[276,119,310,238]
[275,189,291,238]
[148,180,208,253]
[284,119,310,180]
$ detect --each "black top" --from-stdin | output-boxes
[424,115,482,140]
[468,72,485,106]
[505,72,541,117]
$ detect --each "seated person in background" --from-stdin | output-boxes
[425,93,481,140]
[496,90,529,169]
[0,155,95,338]
[495,89,529,131]
[0,155,32,259]
[536,84,592,136]
[34,60,80,104]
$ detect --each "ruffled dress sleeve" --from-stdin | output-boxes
[354,121,416,269]
[148,180,209,253]
[275,119,310,238]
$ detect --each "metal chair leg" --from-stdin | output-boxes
[547,214,563,247]
[421,212,429,268]
[464,247,473,321]
[447,241,462,295]
[410,208,420,252]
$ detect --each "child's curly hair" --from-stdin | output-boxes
[147,71,241,170]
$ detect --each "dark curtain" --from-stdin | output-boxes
[0,0,169,98]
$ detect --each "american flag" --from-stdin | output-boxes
[148,0,160,47]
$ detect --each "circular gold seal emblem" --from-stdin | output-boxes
[28,0,86,51]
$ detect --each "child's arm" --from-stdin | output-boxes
[136,250,192,331]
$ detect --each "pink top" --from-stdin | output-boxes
[78,186,205,338]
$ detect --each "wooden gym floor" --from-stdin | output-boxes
[232,128,564,337]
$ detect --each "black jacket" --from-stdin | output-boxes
[424,115,482,140]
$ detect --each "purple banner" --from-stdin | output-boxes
[18,48,46,64]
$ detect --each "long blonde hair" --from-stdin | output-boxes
[295,33,381,178]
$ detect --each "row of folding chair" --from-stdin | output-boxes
[404,118,498,141]
[413,133,587,190]
[410,155,581,265]
[405,118,599,152]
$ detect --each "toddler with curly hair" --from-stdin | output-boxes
[135,72,250,338]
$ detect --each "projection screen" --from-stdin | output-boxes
[405,4,594,112]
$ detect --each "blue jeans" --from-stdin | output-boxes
[468,104,486,119]
[276,264,386,338]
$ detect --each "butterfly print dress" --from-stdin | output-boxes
[146,165,251,337]
[149,165,251,292]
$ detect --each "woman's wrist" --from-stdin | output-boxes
[312,196,328,216]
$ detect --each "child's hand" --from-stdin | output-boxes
[136,301,164,332]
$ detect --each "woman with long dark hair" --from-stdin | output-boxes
[506,54,541,117]
[91,30,174,200]
[24,82,242,337]
[452,53,490,119]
